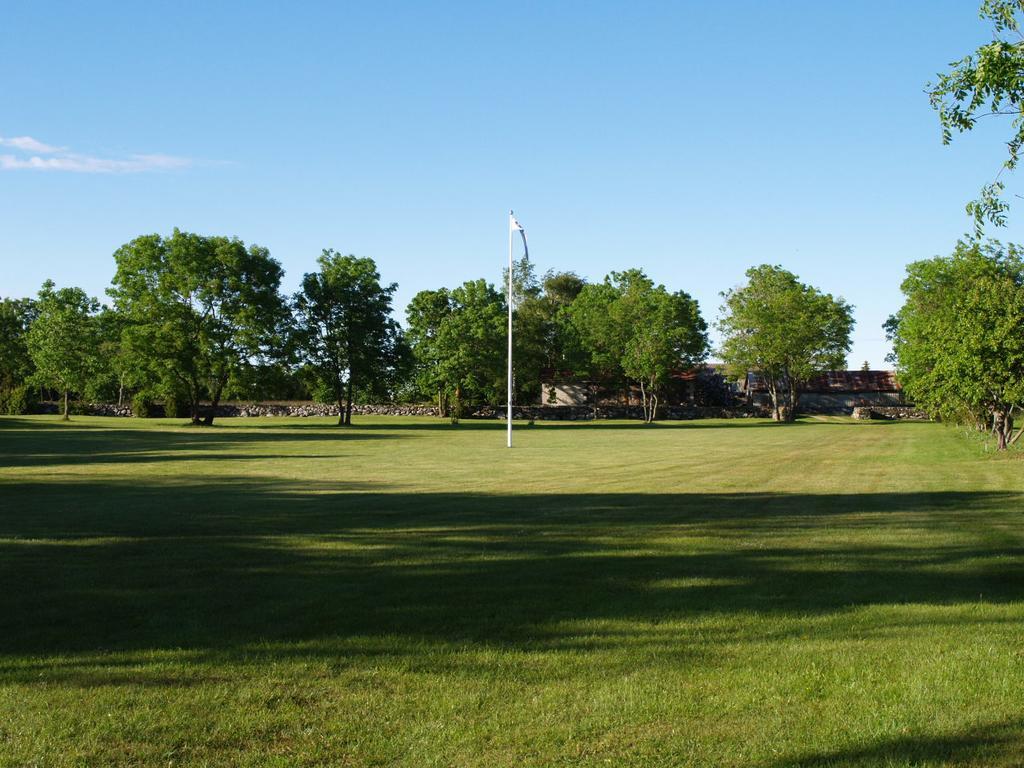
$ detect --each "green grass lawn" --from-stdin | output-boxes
[0,415,1022,767]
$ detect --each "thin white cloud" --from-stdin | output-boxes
[0,135,63,153]
[0,135,191,173]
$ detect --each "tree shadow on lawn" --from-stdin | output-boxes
[0,420,399,468]
[765,717,1024,767]
[0,477,1021,667]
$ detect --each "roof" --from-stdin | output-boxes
[746,370,901,393]
[539,365,714,384]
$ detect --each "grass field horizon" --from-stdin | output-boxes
[1,415,1022,766]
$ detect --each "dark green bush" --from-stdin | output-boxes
[131,391,158,418]
[69,398,90,416]
[0,384,37,415]
[163,392,185,419]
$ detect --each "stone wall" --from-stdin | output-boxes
[751,391,905,415]
[799,392,904,413]
[34,401,757,420]
[219,403,757,420]
[32,401,933,421]
[466,404,757,421]
[851,406,930,421]
[213,402,438,418]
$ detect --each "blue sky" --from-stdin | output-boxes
[1,1,1019,367]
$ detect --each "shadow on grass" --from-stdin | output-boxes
[0,419,399,467]
[767,718,1024,767]
[0,470,1021,668]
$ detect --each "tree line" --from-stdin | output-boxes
[4,226,1023,447]
[0,228,863,426]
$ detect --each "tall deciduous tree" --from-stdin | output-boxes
[26,281,99,420]
[503,256,548,403]
[929,0,1024,232]
[86,307,137,406]
[0,297,37,410]
[538,270,588,373]
[568,270,708,421]
[566,278,629,380]
[405,288,454,416]
[435,279,507,422]
[109,230,287,425]
[293,251,402,425]
[886,240,1024,449]
[407,280,506,422]
[622,288,708,422]
[718,265,853,422]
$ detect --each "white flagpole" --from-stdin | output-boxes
[507,210,514,448]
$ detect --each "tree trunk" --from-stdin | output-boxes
[649,391,658,423]
[767,381,782,421]
[786,380,799,423]
[344,377,354,426]
[993,409,1011,450]
[202,376,228,426]
[451,385,461,425]
[189,381,202,425]
[62,389,70,421]
[639,380,648,422]
[333,376,345,425]
[117,374,125,408]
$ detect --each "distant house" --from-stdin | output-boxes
[538,365,738,407]
[742,370,904,414]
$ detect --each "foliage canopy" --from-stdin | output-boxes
[929,0,1024,232]
[887,239,1024,448]
[568,270,708,421]
[26,281,100,419]
[108,229,287,425]
[293,251,404,425]
[718,265,853,422]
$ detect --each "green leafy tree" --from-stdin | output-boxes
[292,251,402,425]
[433,280,507,423]
[499,262,591,404]
[928,0,1024,233]
[406,288,454,415]
[886,240,1024,449]
[622,288,708,422]
[226,362,312,402]
[566,279,629,380]
[85,307,139,406]
[108,230,287,425]
[26,281,100,420]
[503,255,548,402]
[568,270,708,421]
[0,297,37,411]
[718,265,854,422]
[538,270,588,373]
